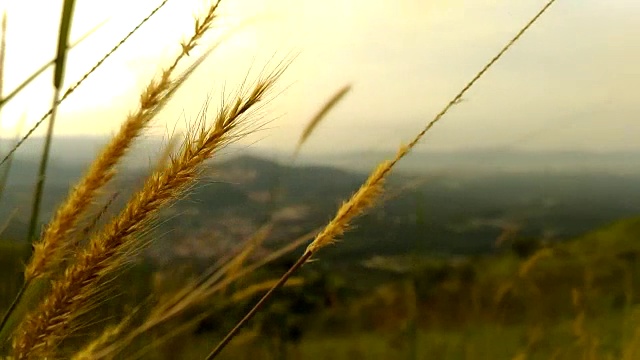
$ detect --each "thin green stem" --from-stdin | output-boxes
[27,88,61,243]
[26,0,76,243]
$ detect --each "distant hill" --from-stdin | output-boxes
[2,149,640,266]
[298,149,640,174]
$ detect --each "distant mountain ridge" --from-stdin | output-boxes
[3,151,640,266]
[4,135,640,174]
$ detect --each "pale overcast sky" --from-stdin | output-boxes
[0,0,638,154]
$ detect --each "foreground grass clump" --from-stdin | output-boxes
[12,0,639,359]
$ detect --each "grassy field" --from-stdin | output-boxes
[3,214,640,359]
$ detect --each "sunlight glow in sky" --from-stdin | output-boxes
[0,0,638,154]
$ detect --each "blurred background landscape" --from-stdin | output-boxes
[4,137,640,358]
[1,0,640,358]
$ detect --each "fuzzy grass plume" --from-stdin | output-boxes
[10,62,285,358]
[24,0,224,283]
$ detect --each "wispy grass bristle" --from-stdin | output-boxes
[76,191,120,243]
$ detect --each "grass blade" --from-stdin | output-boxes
[9,2,77,345]
[26,0,77,243]
[294,84,351,157]
[53,0,76,89]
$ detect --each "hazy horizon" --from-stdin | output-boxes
[0,0,638,154]
[4,134,640,176]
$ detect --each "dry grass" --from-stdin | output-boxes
[25,0,224,283]
[11,66,284,358]
[0,0,567,359]
[0,1,231,349]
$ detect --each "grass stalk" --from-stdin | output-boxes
[207,0,558,357]
[26,0,76,243]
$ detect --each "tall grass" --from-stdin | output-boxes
[0,0,578,359]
